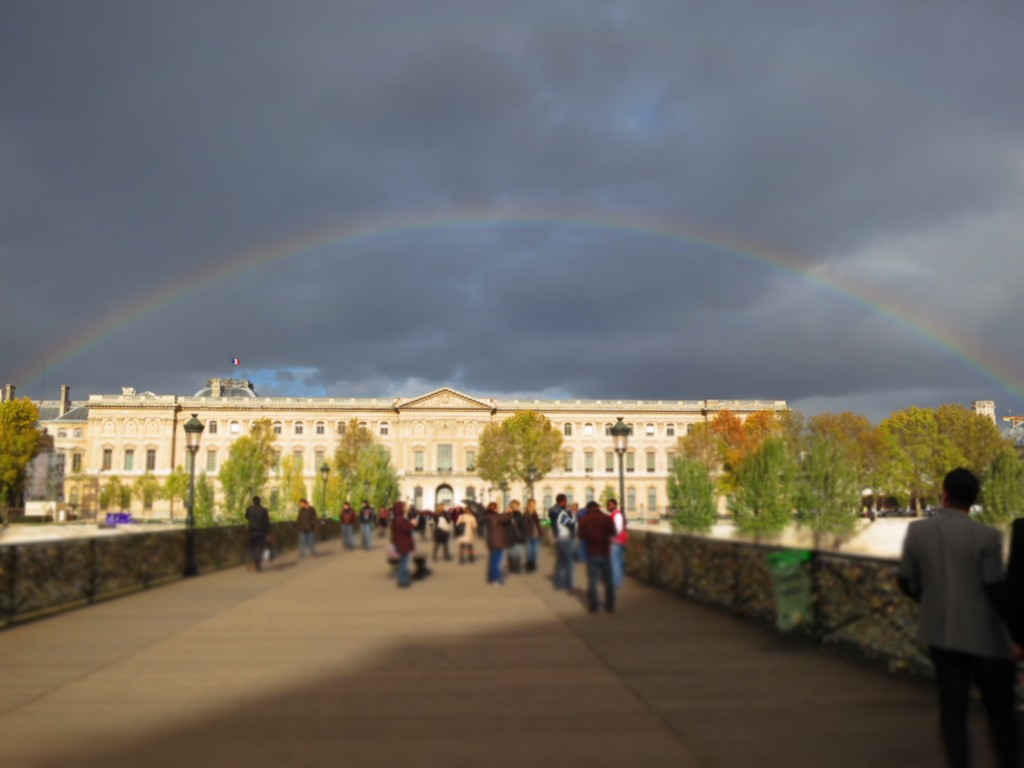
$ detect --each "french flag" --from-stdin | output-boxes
[231,357,241,366]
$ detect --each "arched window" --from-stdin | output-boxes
[273,421,283,435]
[294,422,304,435]
[466,486,476,501]
[646,423,656,436]
[646,450,657,473]
[647,486,658,515]
[337,422,347,435]
[564,423,573,436]
[543,487,553,508]
[583,423,594,436]
[229,421,241,434]
[586,487,595,502]
[413,486,424,508]
[380,422,389,436]
[316,421,325,435]
[666,424,675,437]
[627,487,636,512]
[208,421,219,434]
[565,488,574,504]
[687,423,695,436]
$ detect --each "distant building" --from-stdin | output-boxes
[33,378,788,520]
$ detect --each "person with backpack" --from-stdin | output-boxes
[432,503,453,562]
[359,500,375,550]
[608,498,628,588]
[550,493,577,592]
[505,500,526,574]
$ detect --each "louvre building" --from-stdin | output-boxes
[34,379,787,519]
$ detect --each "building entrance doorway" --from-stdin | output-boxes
[435,484,454,508]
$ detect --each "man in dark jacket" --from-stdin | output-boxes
[244,496,271,572]
[577,501,617,613]
[297,498,318,560]
[359,500,375,550]
[484,502,513,585]
[390,502,417,588]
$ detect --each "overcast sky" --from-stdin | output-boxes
[2,1,1023,424]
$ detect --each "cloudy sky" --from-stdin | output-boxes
[2,1,1022,423]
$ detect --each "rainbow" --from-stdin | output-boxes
[11,206,1024,403]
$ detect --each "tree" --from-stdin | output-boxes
[99,476,131,512]
[476,410,563,491]
[795,436,861,545]
[0,398,44,512]
[979,447,1024,528]
[132,472,163,516]
[194,472,216,527]
[277,455,308,520]
[935,404,1008,476]
[600,485,618,508]
[218,418,277,523]
[333,419,400,508]
[880,407,961,512]
[163,466,190,521]
[729,438,797,537]
[678,421,718,472]
[667,458,718,534]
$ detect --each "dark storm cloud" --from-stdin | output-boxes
[2,0,1023,423]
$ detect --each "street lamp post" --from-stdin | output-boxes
[182,413,205,577]
[526,464,538,504]
[319,462,330,516]
[611,417,631,521]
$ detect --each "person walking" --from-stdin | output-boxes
[296,498,318,559]
[455,505,478,564]
[377,505,390,539]
[608,499,628,588]
[524,498,543,573]
[898,468,1016,768]
[359,500,375,550]
[577,501,617,613]
[551,495,577,592]
[340,502,357,550]
[505,500,526,574]
[244,496,271,572]
[390,501,417,588]
[484,501,512,585]
[432,503,453,562]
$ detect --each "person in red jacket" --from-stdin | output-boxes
[390,502,417,588]
[576,501,617,613]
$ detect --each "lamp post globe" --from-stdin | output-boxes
[182,413,205,577]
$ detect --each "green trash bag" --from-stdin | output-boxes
[767,550,813,632]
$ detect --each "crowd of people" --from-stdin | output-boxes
[240,491,629,612]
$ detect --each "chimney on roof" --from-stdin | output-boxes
[60,385,71,416]
[210,378,223,397]
[2,384,14,402]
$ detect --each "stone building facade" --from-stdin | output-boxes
[39,379,788,520]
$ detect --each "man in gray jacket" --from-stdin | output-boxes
[898,468,1016,768]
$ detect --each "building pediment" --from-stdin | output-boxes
[395,388,495,412]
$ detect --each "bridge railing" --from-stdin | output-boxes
[0,521,340,628]
[627,530,931,675]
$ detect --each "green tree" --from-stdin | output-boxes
[333,419,400,508]
[277,455,308,520]
[132,472,163,516]
[477,410,562,490]
[218,418,277,523]
[935,404,1009,476]
[729,438,797,537]
[795,436,861,545]
[163,466,190,521]
[0,398,44,512]
[600,485,618,508]
[355,444,401,509]
[667,458,718,534]
[194,472,216,527]
[880,407,962,512]
[979,447,1024,528]
[99,476,131,512]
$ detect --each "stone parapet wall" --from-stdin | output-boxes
[627,530,930,675]
[0,521,340,627]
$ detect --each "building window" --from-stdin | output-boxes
[687,424,695,436]
[208,421,218,435]
[273,421,283,435]
[359,421,367,429]
[646,451,656,473]
[604,423,613,436]
[124,449,134,472]
[73,428,83,438]
[466,449,477,472]
[584,423,594,436]
[295,422,304,436]
[414,486,424,508]
[627,487,636,512]
[229,421,240,435]
[667,451,676,470]
[414,450,425,472]
[563,450,574,473]
[314,450,325,469]
[466,486,476,501]
[646,424,656,437]
[57,429,67,438]
[316,421,325,435]
[666,424,675,437]
[584,451,594,472]
[543,488,553,508]
[626,452,635,473]
[293,450,303,470]
[564,423,573,436]
[146,449,157,471]
[273,451,282,473]
[605,451,615,473]
[648,487,658,514]
[565,489,574,504]
[338,422,346,435]
[438,445,453,473]
[70,487,80,505]
[206,449,217,473]
[586,486,595,503]
[380,422,389,436]
[72,453,82,473]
